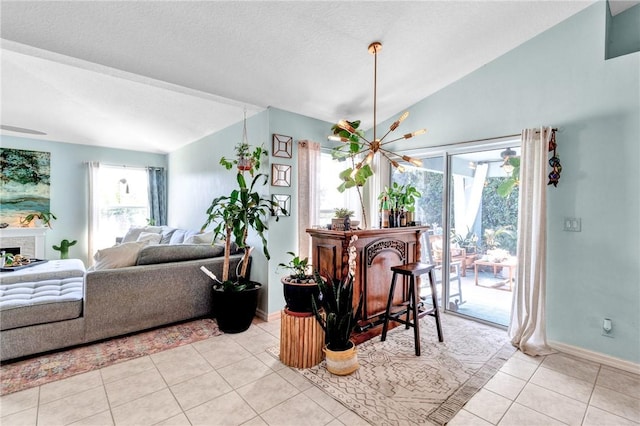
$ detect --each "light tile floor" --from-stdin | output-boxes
[1,318,639,425]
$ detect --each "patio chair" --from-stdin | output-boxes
[420,233,465,311]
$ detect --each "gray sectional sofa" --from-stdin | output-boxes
[0,227,244,361]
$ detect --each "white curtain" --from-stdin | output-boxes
[453,163,488,233]
[298,140,320,259]
[508,127,555,356]
[87,161,100,266]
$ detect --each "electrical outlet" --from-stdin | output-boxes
[563,217,581,232]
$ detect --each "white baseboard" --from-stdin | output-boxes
[255,309,282,322]
[549,340,640,375]
[267,310,282,322]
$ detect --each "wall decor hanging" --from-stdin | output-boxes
[271,164,291,187]
[547,129,561,187]
[272,134,293,158]
[0,148,51,227]
[272,194,291,216]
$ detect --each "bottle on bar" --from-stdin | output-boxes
[381,196,390,228]
[399,208,407,227]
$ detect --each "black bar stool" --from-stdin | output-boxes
[381,262,443,356]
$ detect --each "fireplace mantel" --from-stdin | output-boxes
[0,227,48,258]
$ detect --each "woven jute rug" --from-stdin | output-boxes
[269,314,515,426]
[0,318,222,396]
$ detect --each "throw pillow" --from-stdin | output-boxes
[137,232,162,244]
[91,241,149,271]
[183,231,215,244]
[121,226,163,243]
[160,227,176,244]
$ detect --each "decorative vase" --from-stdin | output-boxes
[323,341,359,375]
[281,277,319,313]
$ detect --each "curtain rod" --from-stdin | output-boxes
[423,128,558,150]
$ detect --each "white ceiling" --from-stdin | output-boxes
[0,1,595,154]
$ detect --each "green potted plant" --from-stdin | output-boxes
[20,211,57,228]
[278,251,319,313]
[311,235,363,375]
[483,226,515,251]
[451,227,479,254]
[400,184,421,225]
[201,144,281,333]
[331,208,356,231]
[52,239,77,259]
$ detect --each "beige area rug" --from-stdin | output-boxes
[269,314,515,425]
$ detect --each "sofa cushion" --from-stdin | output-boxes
[136,244,225,265]
[91,241,149,271]
[168,229,199,244]
[159,227,176,244]
[0,259,85,285]
[0,277,84,330]
[137,232,162,244]
[121,226,163,243]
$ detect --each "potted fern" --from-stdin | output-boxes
[311,235,363,375]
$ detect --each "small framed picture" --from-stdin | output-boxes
[271,164,291,187]
[272,134,293,158]
[272,194,291,216]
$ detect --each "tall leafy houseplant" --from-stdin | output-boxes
[201,144,278,290]
[331,120,373,228]
[201,144,281,333]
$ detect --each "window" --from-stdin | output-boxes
[317,151,360,226]
[95,165,149,249]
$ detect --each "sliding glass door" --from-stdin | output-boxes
[392,139,520,326]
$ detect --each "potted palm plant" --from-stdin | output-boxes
[311,235,363,375]
[201,144,281,333]
[278,251,319,313]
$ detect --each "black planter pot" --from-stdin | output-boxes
[282,277,319,313]
[212,282,261,333]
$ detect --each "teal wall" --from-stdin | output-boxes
[606,2,640,59]
[167,108,332,317]
[379,2,639,363]
[266,108,333,315]
[0,136,167,264]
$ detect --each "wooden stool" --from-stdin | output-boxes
[279,309,325,368]
[381,262,443,356]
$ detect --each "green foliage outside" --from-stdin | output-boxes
[392,168,519,255]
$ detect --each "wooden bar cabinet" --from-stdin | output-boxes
[306,226,429,343]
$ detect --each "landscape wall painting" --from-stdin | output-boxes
[0,148,51,227]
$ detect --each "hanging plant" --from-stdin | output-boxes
[496,157,520,198]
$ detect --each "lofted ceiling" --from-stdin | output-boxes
[0,1,595,154]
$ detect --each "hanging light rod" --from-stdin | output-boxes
[328,41,427,171]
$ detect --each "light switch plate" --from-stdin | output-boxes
[563,217,581,232]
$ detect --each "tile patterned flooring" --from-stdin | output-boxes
[1,317,639,426]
